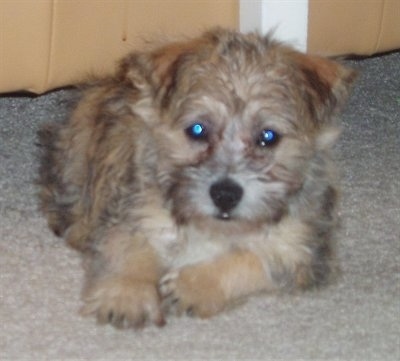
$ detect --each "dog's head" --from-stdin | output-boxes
[120,29,355,231]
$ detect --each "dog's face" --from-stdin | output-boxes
[122,30,355,230]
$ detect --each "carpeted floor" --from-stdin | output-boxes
[1,51,399,360]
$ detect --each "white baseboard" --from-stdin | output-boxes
[239,0,309,52]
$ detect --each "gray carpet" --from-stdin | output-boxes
[1,51,399,360]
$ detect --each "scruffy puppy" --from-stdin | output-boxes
[38,28,355,329]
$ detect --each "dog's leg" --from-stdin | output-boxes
[80,229,165,328]
[159,249,269,318]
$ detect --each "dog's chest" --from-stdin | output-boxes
[171,226,233,269]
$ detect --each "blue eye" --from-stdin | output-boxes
[258,129,280,147]
[185,123,208,141]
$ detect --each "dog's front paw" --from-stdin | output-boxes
[159,265,227,318]
[81,277,165,329]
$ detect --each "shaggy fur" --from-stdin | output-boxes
[38,28,355,329]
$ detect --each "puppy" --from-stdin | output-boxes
[38,28,355,329]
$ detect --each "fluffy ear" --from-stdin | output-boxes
[289,51,357,123]
[116,36,210,103]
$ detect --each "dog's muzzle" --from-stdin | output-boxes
[209,178,243,220]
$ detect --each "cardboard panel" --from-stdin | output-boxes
[377,0,400,52]
[33,0,237,92]
[1,0,53,93]
[307,0,400,56]
[1,0,399,93]
[308,0,382,56]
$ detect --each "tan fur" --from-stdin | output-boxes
[160,250,267,318]
[38,28,355,329]
[81,230,165,328]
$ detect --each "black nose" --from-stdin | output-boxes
[209,178,243,213]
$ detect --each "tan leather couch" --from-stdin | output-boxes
[1,0,399,94]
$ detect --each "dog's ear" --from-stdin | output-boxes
[117,36,210,103]
[288,51,357,123]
